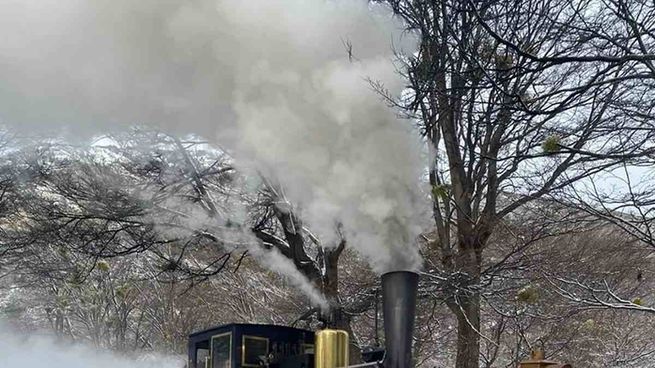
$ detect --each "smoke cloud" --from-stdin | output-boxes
[0,321,184,368]
[0,0,427,272]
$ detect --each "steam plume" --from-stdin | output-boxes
[0,0,427,272]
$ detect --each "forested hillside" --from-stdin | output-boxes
[0,134,653,367]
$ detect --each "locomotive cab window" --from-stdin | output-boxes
[211,333,232,368]
[196,348,210,368]
[242,335,269,367]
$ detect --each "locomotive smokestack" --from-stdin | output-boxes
[381,271,419,368]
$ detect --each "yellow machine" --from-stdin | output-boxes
[518,350,572,368]
[314,330,349,368]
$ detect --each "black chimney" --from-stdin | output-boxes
[381,271,419,368]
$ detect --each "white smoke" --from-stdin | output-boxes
[0,0,427,273]
[251,246,330,309]
[0,321,184,368]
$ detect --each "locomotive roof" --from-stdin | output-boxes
[188,323,313,339]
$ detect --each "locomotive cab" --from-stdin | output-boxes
[188,323,315,368]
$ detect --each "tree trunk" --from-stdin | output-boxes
[321,240,362,364]
[328,307,362,364]
[454,293,481,368]
[446,237,483,368]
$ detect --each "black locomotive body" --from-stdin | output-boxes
[188,323,315,368]
[187,271,419,368]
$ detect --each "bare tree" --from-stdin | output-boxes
[372,0,655,366]
[1,131,370,360]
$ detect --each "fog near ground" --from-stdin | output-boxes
[0,322,185,368]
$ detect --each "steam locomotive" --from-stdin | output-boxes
[187,271,418,368]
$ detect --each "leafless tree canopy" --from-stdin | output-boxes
[371,0,655,367]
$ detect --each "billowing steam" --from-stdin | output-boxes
[0,321,184,368]
[0,0,426,274]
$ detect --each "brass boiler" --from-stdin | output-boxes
[315,329,349,368]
